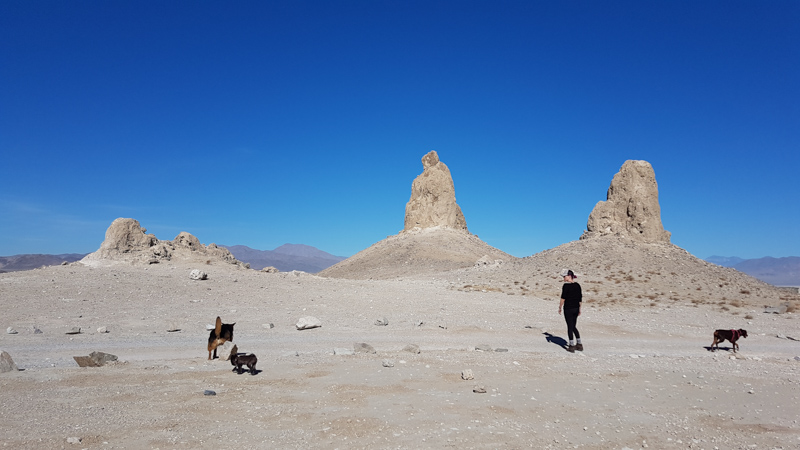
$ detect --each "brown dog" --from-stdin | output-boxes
[207,316,235,360]
[230,344,258,375]
[711,328,748,353]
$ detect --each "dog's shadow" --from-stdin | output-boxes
[705,346,734,353]
[543,332,567,349]
[232,368,262,376]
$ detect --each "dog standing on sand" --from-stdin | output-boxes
[208,316,235,360]
[711,328,748,353]
[230,344,258,375]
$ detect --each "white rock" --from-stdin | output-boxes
[296,316,322,330]
[189,269,208,280]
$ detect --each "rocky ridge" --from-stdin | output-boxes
[81,218,244,267]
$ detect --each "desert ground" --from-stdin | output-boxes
[1,255,799,450]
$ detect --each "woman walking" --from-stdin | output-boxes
[558,269,583,353]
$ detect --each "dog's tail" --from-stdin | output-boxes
[215,316,222,338]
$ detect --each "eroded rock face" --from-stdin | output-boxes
[82,218,243,266]
[404,151,468,232]
[581,160,671,243]
[99,218,158,252]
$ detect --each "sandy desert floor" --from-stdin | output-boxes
[1,262,799,449]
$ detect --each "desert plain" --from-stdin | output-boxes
[1,245,799,450]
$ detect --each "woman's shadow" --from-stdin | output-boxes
[543,332,567,350]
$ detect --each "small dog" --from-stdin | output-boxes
[208,316,235,360]
[711,328,748,353]
[229,344,258,375]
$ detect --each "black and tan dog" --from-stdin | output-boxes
[230,344,258,375]
[711,328,748,353]
[208,316,235,360]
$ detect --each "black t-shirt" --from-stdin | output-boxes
[561,282,582,309]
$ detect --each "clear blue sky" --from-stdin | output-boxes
[1,1,798,260]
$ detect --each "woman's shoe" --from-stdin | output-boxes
[576,343,584,351]
[567,345,576,353]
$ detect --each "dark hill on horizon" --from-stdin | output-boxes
[0,253,88,273]
[705,255,800,287]
[220,243,347,273]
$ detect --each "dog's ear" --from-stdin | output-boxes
[215,316,222,336]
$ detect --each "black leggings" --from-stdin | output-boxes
[564,308,581,341]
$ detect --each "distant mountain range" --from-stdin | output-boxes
[219,244,347,273]
[0,253,88,273]
[705,255,800,287]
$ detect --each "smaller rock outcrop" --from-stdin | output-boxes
[581,160,671,243]
[404,151,468,232]
[81,218,244,266]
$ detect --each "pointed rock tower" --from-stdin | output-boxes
[581,160,671,243]
[404,151,468,232]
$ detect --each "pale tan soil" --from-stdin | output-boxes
[1,257,799,449]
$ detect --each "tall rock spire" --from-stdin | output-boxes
[581,160,671,243]
[404,151,468,232]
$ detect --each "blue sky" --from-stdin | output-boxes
[1,1,798,260]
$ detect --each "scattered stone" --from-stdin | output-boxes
[203,390,216,396]
[382,359,394,368]
[794,356,800,361]
[473,385,486,394]
[296,316,322,330]
[495,348,509,352]
[474,255,503,267]
[354,342,376,354]
[6,327,17,335]
[65,327,81,335]
[777,334,787,339]
[97,326,108,334]
[438,323,448,330]
[1,350,19,373]
[261,266,279,273]
[334,348,354,356]
[461,369,474,380]
[475,344,493,352]
[404,150,468,232]
[166,324,181,332]
[31,326,42,334]
[262,323,275,329]
[73,351,118,367]
[374,317,389,326]
[764,303,789,314]
[415,320,424,327]
[66,437,82,444]
[189,269,208,280]
[403,344,421,354]
[216,341,236,361]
